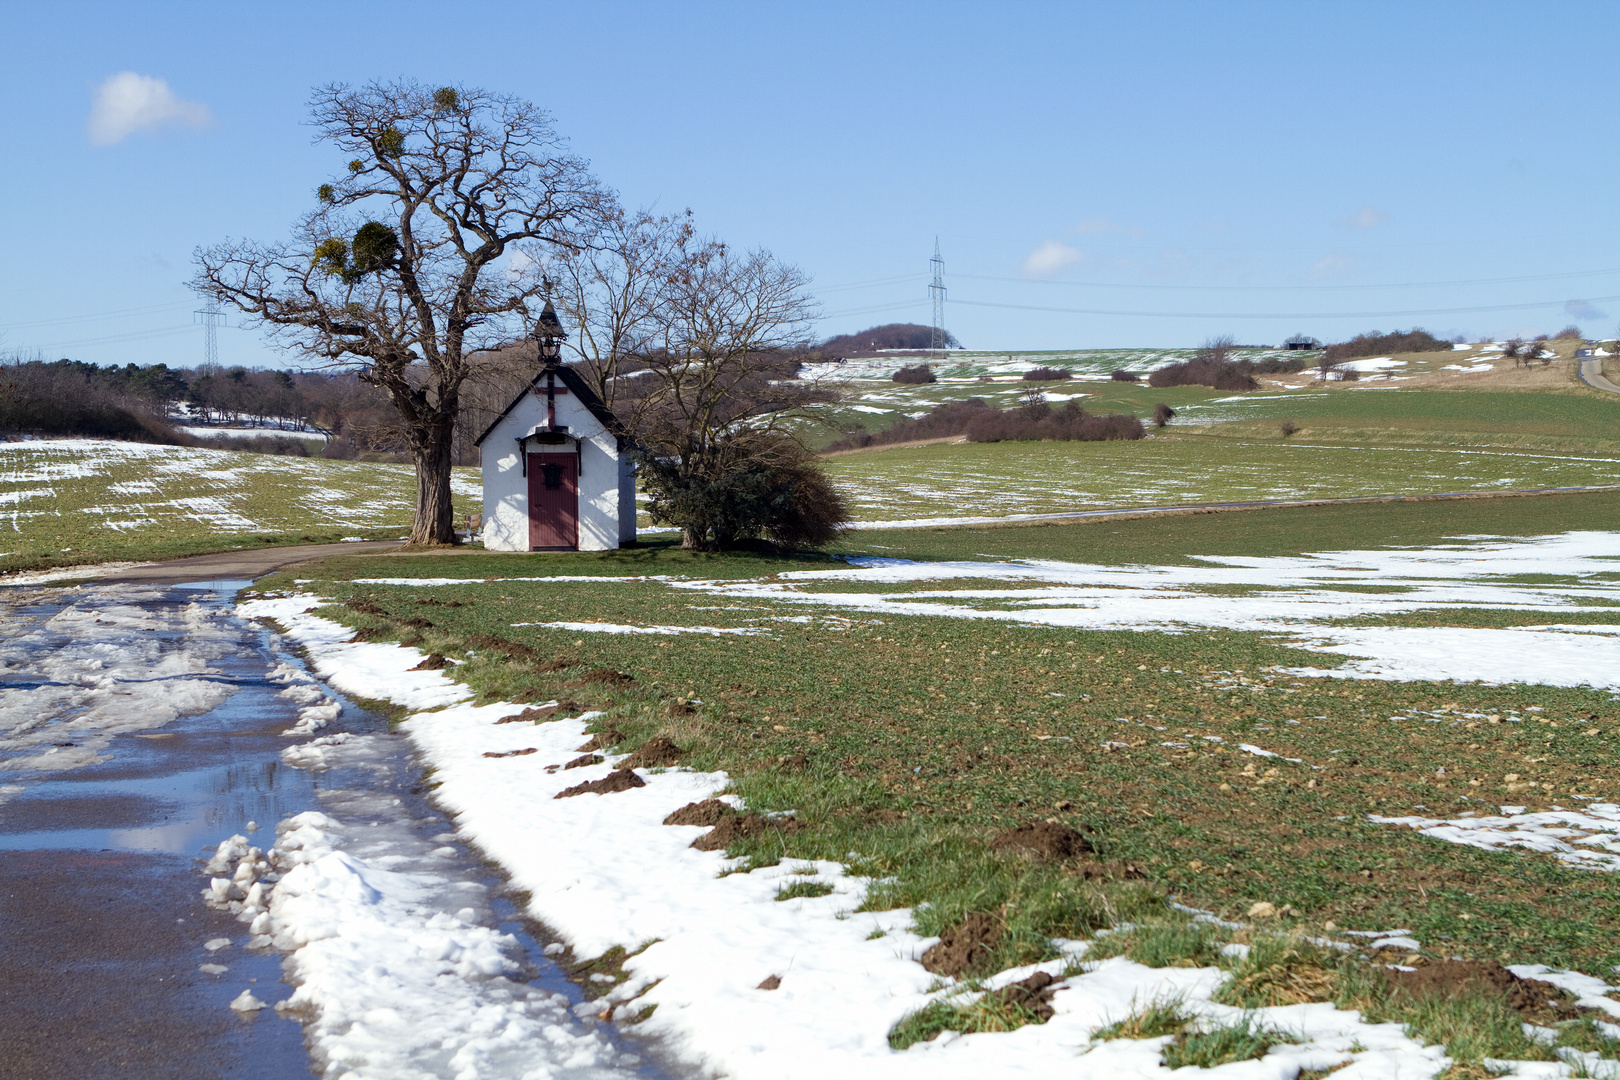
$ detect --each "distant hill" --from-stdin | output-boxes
[818,323,960,358]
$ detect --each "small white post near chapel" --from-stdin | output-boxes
[475,301,637,551]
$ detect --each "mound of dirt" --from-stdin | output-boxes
[345,595,384,615]
[690,813,801,852]
[664,700,698,718]
[990,821,1093,860]
[1386,960,1576,1020]
[466,633,547,664]
[496,702,587,725]
[563,754,603,770]
[410,653,450,671]
[555,770,647,799]
[756,975,781,990]
[615,736,683,771]
[664,799,732,827]
[573,668,635,687]
[982,971,1059,1023]
[576,728,625,752]
[483,747,539,759]
[920,913,1002,978]
[777,753,809,772]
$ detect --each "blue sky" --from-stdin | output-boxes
[2,0,1617,369]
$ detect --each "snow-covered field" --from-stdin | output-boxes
[234,529,1620,1078]
[359,530,1620,693]
[0,439,480,563]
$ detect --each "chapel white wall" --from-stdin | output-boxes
[479,392,629,552]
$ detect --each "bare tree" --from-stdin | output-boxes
[609,241,842,550]
[546,208,697,409]
[192,80,611,543]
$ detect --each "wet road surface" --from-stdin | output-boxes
[0,578,670,1080]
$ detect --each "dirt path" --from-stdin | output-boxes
[86,540,401,586]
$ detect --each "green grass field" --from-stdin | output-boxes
[821,435,1620,522]
[258,491,1620,988]
[0,440,480,574]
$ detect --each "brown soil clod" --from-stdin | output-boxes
[664,700,698,718]
[919,913,1003,978]
[1385,960,1579,1021]
[690,813,801,852]
[982,971,1059,1023]
[575,668,635,686]
[410,653,450,671]
[777,753,809,772]
[563,754,604,770]
[350,627,387,643]
[664,799,732,827]
[498,702,586,725]
[576,728,625,752]
[483,747,539,759]
[556,770,648,799]
[756,975,782,991]
[615,736,683,771]
[989,821,1094,861]
[345,596,384,615]
[466,633,547,664]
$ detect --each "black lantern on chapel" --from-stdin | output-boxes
[534,299,566,365]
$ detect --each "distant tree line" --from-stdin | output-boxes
[0,352,530,463]
[815,322,960,360]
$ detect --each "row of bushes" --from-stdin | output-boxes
[1321,329,1451,362]
[892,364,936,384]
[826,396,1147,452]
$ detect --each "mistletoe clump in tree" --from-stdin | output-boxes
[193,80,610,544]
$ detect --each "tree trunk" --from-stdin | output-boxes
[409,420,457,545]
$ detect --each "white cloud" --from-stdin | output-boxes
[88,72,211,146]
[1339,206,1389,230]
[1021,240,1083,279]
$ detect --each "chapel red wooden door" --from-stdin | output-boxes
[527,453,579,550]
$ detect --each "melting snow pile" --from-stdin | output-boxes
[206,731,636,1080]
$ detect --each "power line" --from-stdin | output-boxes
[955,266,1620,292]
[815,273,926,294]
[947,294,1620,321]
[23,324,199,352]
[0,301,194,332]
[820,298,928,320]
